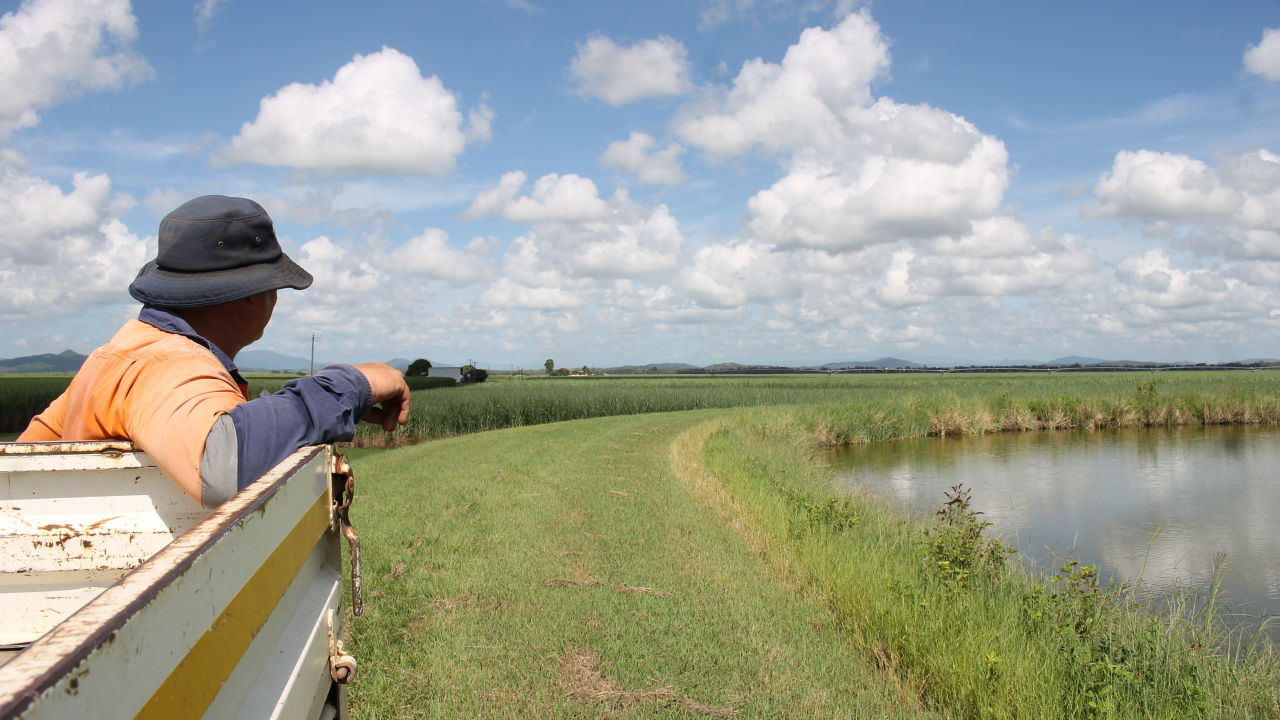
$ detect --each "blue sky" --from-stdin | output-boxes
[2,0,1279,368]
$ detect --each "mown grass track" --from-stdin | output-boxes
[347,410,938,719]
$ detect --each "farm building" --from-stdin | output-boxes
[428,366,463,382]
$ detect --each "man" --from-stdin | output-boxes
[19,195,411,508]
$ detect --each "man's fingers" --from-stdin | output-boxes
[353,361,413,431]
[397,387,411,424]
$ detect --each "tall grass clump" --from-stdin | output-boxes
[697,406,1280,718]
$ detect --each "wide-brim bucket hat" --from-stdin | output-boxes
[128,195,312,308]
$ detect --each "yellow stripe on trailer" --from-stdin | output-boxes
[137,493,331,719]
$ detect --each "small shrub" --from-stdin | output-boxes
[923,484,1013,590]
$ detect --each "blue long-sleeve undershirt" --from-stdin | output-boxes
[227,366,371,490]
[138,307,373,505]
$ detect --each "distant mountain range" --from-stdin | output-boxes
[821,357,921,369]
[0,350,87,373]
[3,350,1277,375]
[236,350,416,372]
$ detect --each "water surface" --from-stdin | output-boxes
[830,426,1280,634]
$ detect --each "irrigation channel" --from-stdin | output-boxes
[829,425,1280,639]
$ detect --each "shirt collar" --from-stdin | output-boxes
[137,306,244,381]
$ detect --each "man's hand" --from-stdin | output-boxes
[353,362,412,431]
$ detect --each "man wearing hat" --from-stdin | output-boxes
[19,195,411,508]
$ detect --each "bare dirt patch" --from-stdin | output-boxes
[558,648,736,718]
[605,490,633,499]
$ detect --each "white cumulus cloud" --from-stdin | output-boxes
[600,132,685,184]
[1114,250,1271,322]
[219,47,489,175]
[570,35,691,105]
[1088,150,1242,221]
[0,0,150,138]
[1244,27,1280,82]
[746,129,1008,249]
[1087,149,1280,261]
[465,171,610,222]
[674,13,1010,251]
[467,173,687,312]
[0,151,143,316]
[379,229,495,287]
[479,277,585,310]
[674,11,889,158]
[676,240,801,308]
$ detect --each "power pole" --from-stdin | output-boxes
[310,333,315,376]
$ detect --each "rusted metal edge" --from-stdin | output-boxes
[0,441,138,456]
[0,445,326,719]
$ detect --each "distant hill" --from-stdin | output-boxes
[237,349,339,372]
[209,349,421,373]
[822,357,922,369]
[703,363,799,373]
[1048,355,1107,366]
[598,362,700,374]
[0,349,86,373]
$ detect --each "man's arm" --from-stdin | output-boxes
[199,363,410,508]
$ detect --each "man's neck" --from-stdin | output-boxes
[173,307,247,359]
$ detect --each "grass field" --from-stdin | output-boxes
[354,370,1280,446]
[348,411,941,718]
[2,369,1277,715]
[346,372,1280,718]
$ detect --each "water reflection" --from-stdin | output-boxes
[829,426,1280,636]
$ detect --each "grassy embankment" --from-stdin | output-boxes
[348,372,1279,718]
[698,405,1279,718]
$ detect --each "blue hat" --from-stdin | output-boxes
[128,195,313,308]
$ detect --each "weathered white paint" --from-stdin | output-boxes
[0,446,204,648]
[0,442,349,719]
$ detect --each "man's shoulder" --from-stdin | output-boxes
[96,319,221,365]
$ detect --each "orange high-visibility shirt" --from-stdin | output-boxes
[19,319,249,501]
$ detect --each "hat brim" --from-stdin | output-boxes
[128,253,313,308]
